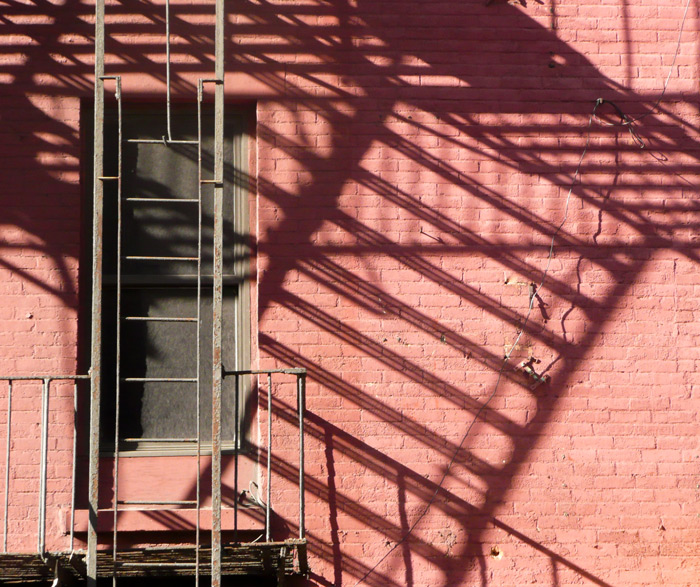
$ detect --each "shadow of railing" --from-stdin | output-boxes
[1,0,699,585]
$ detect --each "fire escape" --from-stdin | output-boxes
[0,0,307,585]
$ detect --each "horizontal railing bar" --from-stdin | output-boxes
[122,378,197,383]
[125,197,199,203]
[117,500,197,505]
[125,139,199,145]
[224,368,307,376]
[0,375,90,381]
[124,256,198,262]
[124,316,198,323]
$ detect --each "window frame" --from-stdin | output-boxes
[80,102,254,457]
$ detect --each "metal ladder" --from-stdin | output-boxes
[89,1,226,586]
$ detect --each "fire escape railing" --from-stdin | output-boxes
[223,369,306,544]
[0,0,308,583]
[0,369,307,576]
[0,375,90,556]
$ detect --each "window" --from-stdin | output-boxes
[83,104,252,452]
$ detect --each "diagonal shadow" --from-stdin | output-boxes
[2,0,700,584]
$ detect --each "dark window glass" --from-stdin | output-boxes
[90,105,251,450]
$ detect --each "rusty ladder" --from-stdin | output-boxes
[89,1,226,587]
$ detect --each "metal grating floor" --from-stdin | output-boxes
[0,540,307,583]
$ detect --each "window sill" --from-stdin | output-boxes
[100,442,249,458]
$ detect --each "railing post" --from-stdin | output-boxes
[70,382,78,552]
[266,372,272,542]
[3,380,11,553]
[298,373,306,540]
[38,378,50,555]
[233,374,239,544]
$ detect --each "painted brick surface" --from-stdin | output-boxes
[1,0,700,584]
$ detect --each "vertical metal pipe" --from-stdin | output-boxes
[165,0,172,141]
[70,382,78,552]
[3,380,12,553]
[38,378,50,554]
[211,0,225,582]
[88,0,106,583]
[112,77,123,586]
[195,79,203,587]
[233,375,239,544]
[211,181,222,584]
[266,373,272,542]
[298,374,305,540]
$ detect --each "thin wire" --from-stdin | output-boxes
[354,4,690,581]
[593,98,646,147]
[627,0,691,124]
[351,106,597,587]
[595,0,691,130]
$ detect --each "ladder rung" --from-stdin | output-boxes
[117,500,197,506]
[124,316,198,323]
[126,197,198,203]
[122,377,197,383]
[124,255,198,262]
[117,562,198,568]
[98,176,119,181]
[125,139,199,145]
[123,438,198,443]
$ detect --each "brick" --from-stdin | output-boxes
[2,0,700,583]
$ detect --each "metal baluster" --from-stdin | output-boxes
[266,373,272,542]
[38,379,50,555]
[298,373,306,540]
[234,375,239,544]
[70,382,78,552]
[3,380,11,553]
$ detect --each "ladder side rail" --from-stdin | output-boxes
[196,78,204,587]
[211,0,225,577]
[111,76,123,587]
[88,0,106,579]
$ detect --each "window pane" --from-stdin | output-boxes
[102,110,238,279]
[93,105,252,449]
[101,287,238,443]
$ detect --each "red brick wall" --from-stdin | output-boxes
[2,0,700,584]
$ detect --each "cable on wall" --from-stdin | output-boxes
[352,105,597,587]
[352,2,691,583]
[594,0,691,135]
[626,0,691,124]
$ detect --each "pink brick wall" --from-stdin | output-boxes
[2,0,700,584]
